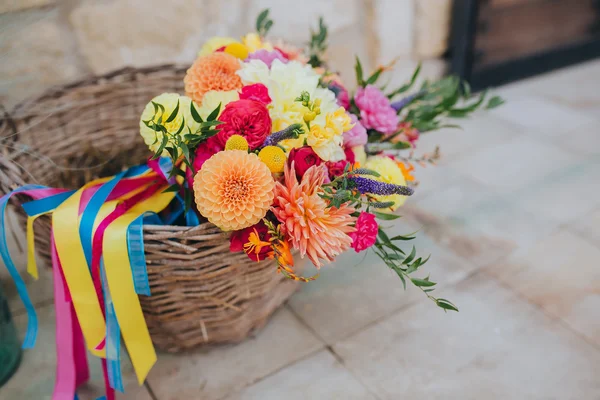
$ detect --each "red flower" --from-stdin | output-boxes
[230,221,271,262]
[239,83,272,105]
[216,99,272,150]
[344,147,355,164]
[349,212,378,252]
[193,136,223,171]
[288,146,322,179]
[325,160,349,179]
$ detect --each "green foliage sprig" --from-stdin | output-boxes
[308,17,328,68]
[143,100,223,209]
[256,9,274,37]
[318,168,458,311]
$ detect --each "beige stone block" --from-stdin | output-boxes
[0,10,81,107]
[69,0,249,74]
[415,0,452,58]
[374,0,414,63]
[334,274,600,399]
[248,0,360,45]
[0,0,53,14]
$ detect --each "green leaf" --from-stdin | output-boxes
[403,246,417,265]
[366,68,383,85]
[436,298,459,312]
[391,141,411,150]
[207,103,222,121]
[390,232,417,241]
[461,80,471,98]
[373,211,401,221]
[165,100,180,123]
[355,56,364,86]
[486,96,505,109]
[190,101,203,123]
[153,135,169,159]
[256,9,269,30]
[411,277,436,287]
[184,188,192,213]
[163,184,181,193]
[378,229,392,244]
[180,141,190,161]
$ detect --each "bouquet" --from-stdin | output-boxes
[0,9,502,400]
[140,9,501,304]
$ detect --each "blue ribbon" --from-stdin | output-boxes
[0,184,46,348]
[100,259,124,392]
[22,190,76,216]
[127,215,151,296]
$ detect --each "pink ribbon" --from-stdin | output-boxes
[51,235,89,400]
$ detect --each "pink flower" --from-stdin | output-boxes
[239,83,272,105]
[328,82,350,109]
[193,136,222,171]
[343,114,368,148]
[349,212,378,252]
[217,99,272,150]
[245,49,288,68]
[354,85,399,135]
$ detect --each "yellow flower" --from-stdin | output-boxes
[225,135,249,151]
[224,42,249,59]
[364,156,408,210]
[351,146,367,166]
[199,36,237,56]
[306,123,344,162]
[139,93,199,155]
[243,32,273,52]
[195,90,239,119]
[325,107,353,135]
[258,146,286,173]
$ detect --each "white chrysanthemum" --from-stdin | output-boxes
[139,93,199,155]
[237,59,338,133]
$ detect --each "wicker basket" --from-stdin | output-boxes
[0,65,299,352]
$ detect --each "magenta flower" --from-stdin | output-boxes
[354,85,399,135]
[245,49,288,68]
[349,212,378,252]
[343,114,368,148]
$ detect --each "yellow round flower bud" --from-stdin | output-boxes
[225,135,249,151]
[224,42,249,60]
[303,111,316,122]
[258,146,287,173]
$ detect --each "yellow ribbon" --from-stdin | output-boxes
[26,213,47,280]
[103,186,175,384]
[52,178,111,358]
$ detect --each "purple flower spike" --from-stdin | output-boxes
[391,90,426,112]
[350,176,414,196]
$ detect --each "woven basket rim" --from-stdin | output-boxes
[10,63,190,117]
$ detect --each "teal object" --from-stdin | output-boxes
[0,283,21,387]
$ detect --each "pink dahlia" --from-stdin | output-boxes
[354,85,399,135]
[349,212,378,252]
[239,83,272,105]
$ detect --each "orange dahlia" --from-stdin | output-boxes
[272,163,356,268]
[194,150,275,231]
[184,52,243,104]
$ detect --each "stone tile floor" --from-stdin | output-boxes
[2,59,600,399]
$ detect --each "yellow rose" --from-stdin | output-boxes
[139,93,199,155]
[199,36,238,56]
[307,123,344,162]
[364,156,408,210]
[325,107,353,135]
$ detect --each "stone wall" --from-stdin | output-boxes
[0,0,452,108]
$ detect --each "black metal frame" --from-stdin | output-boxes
[448,0,600,90]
